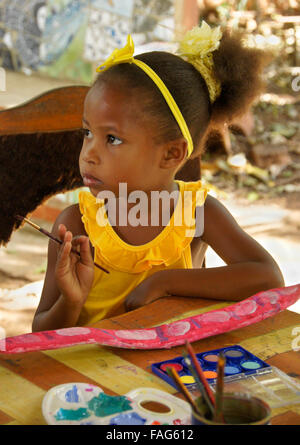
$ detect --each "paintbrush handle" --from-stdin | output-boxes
[186,341,215,406]
[214,354,225,423]
[166,367,199,414]
[41,228,109,274]
[19,216,109,274]
[39,227,80,257]
[39,227,64,246]
[183,354,214,415]
[214,394,224,423]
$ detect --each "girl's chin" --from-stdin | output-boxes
[87,183,105,196]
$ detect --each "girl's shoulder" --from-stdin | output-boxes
[203,194,236,234]
[52,204,87,237]
[204,194,226,213]
[201,193,243,247]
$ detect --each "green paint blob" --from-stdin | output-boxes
[54,407,90,421]
[87,393,132,417]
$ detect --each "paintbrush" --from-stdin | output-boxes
[185,341,215,407]
[214,353,226,423]
[182,352,214,417]
[165,367,200,415]
[15,215,109,274]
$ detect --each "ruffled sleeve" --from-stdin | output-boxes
[78,180,207,274]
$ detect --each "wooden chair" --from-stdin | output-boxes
[0,86,87,245]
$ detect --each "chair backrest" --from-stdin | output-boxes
[0,86,89,245]
[0,86,88,135]
[0,85,201,246]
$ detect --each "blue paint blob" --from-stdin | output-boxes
[65,384,79,403]
[224,365,241,375]
[54,407,90,421]
[109,412,146,425]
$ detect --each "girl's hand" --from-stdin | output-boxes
[125,272,170,312]
[55,224,94,307]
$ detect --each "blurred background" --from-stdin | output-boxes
[0,0,299,336]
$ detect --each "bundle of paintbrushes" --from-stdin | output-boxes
[166,341,226,423]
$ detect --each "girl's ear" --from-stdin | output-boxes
[159,138,188,169]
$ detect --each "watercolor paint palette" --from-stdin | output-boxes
[152,345,270,387]
[42,383,192,425]
[151,345,300,409]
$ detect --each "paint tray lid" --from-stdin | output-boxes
[211,366,300,409]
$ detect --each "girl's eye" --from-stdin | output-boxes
[107,134,122,146]
[82,128,92,139]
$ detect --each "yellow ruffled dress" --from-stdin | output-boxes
[77,179,208,326]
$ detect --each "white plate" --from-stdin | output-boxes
[42,382,104,425]
[42,383,191,425]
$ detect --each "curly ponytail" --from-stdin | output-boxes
[209,27,273,126]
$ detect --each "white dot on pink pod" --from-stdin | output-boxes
[233,300,257,317]
[115,330,157,340]
[165,321,191,337]
[18,334,42,343]
[55,327,91,336]
[196,311,231,324]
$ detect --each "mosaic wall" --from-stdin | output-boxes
[0,0,175,83]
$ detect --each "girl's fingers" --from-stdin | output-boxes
[57,231,72,264]
[64,230,73,243]
[71,235,84,253]
[57,231,92,267]
[57,239,72,270]
[58,223,67,242]
[75,236,94,266]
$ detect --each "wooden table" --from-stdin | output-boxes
[0,295,300,425]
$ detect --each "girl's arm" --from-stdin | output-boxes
[157,195,284,302]
[32,204,94,332]
[125,195,285,311]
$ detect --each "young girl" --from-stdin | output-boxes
[32,22,284,332]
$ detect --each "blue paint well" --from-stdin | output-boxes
[109,412,146,425]
[224,365,241,375]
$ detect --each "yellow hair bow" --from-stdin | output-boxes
[96,35,135,72]
[96,35,194,159]
[177,21,222,103]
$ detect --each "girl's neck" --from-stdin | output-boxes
[106,180,179,228]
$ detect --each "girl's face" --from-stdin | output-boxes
[79,82,166,198]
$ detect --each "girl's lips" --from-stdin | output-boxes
[83,174,103,186]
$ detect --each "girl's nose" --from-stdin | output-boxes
[81,141,100,164]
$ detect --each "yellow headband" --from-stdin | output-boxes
[96,35,194,159]
[96,23,222,159]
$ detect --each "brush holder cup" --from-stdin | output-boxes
[191,393,271,425]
